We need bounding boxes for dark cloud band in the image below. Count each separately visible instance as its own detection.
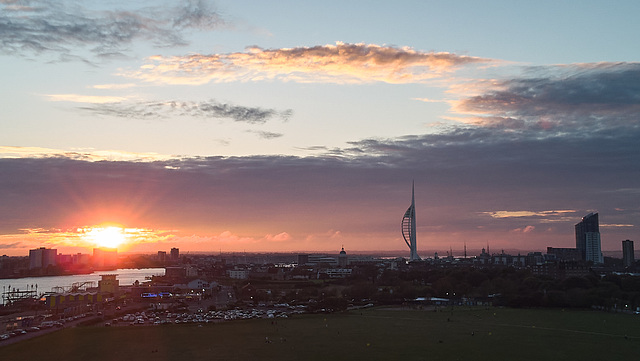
[455,62,640,134]
[77,99,292,124]
[0,0,223,61]
[1,120,638,246]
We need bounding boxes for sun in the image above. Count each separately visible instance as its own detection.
[84,226,128,249]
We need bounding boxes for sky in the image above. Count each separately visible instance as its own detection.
[1,0,639,257]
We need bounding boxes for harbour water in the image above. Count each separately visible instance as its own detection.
[0,268,165,296]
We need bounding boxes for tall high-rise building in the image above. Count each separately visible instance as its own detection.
[575,213,603,263]
[401,182,420,261]
[622,240,634,268]
[29,247,57,269]
[170,247,180,262]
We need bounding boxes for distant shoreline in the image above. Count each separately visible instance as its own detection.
[0,267,148,280]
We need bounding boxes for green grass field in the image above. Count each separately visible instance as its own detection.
[2,307,639,361]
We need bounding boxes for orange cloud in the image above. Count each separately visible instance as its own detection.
[264,232,292,242]
[412,97,447,103]
[511,225,536,233]
[0,146,176,162]
[92,83,137,90]
[125,42,490,85]
[43,94,128,103]
[483,210,576,218]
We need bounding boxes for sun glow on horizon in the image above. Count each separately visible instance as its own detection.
[0,225,176,255]
[82,226,128,249]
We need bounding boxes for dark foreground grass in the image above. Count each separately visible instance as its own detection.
[2,307,639,361]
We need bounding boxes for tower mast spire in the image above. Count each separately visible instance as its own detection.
[402,180,420,261]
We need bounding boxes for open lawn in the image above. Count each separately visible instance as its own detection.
[2,307,639,361]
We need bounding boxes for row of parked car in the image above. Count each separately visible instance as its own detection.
[1,312,93,342]
[106,306,300,327]
[0,325,45,341]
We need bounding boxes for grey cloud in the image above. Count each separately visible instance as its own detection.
[0,0,223,60]
[78,99,293,124]
[296,146,329,152]
[172,0,223,30]
[246,130,284,140]
[456,62,640,133]
[0,242,22,249]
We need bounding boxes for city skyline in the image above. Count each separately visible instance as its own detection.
[1,1,639,256]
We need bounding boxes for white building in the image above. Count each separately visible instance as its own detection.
[187,279,217,290]
[175,279,218,292]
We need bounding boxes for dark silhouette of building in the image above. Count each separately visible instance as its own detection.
[297,254,309,266]
[531,261,590,279]
[170,247,180,262]
[165,266,186,280]
[547,247,581,261]
[338,247,348,267]
[622,239,634,268]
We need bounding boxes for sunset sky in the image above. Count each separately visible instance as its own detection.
[1,0,639,257]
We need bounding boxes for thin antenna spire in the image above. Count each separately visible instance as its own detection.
[412,180,415,210]
[402,180,420,261]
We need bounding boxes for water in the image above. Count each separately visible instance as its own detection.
[0,268,165,295]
